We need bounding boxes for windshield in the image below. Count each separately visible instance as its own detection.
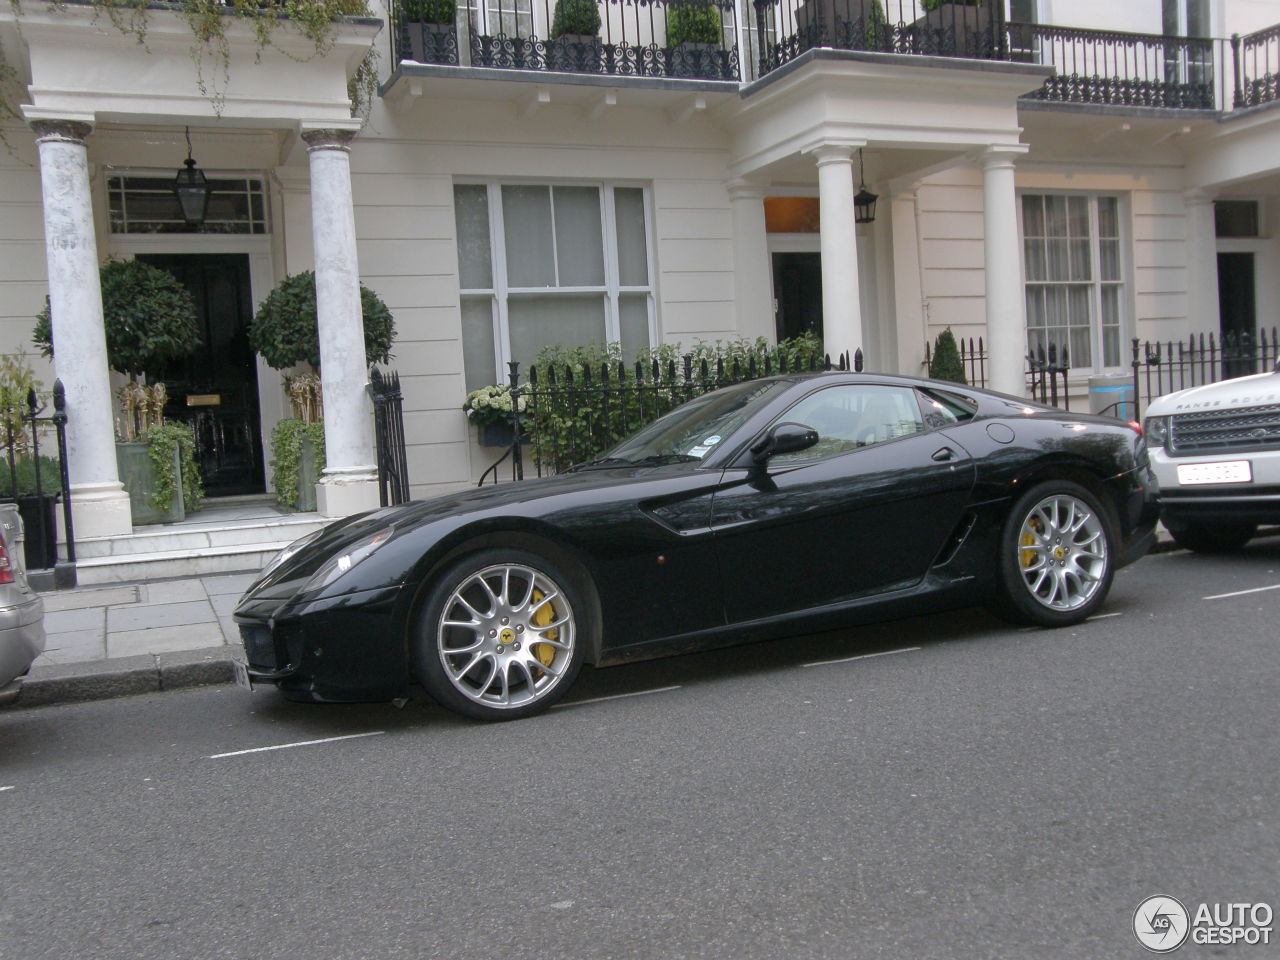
[595,379,790,466]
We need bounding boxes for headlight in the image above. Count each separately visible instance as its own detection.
[304,526,395,593]
[1144,416,1170,448]
[260,528,326,580]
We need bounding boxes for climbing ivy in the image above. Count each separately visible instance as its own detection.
[143,421,203,513]
[1,0,380,146]
[270,417,325,509]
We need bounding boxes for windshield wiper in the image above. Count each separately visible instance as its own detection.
[571,456,633,470]
[628,454,701,466]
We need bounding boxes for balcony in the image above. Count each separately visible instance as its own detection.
[393,0,742,82]
[390,0,1280,116]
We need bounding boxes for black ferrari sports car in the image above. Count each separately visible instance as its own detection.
[234,371,1157,720]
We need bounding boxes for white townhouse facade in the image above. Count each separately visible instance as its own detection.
[3,0,1280,545]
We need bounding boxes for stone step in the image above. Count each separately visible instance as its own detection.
[74,515,324,560]
[74,539,299,585]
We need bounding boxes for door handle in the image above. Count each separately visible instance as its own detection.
[932,447,956,462]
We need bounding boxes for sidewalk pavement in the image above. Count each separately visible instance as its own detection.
[7,526,1184,710]
[14,571,258,708]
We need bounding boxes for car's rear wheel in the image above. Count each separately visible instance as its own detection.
[992,481,1115,626]
[1164,517,1257,554]
[413,549,584,721]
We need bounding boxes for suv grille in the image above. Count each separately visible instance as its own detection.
[1170,403,1280,454]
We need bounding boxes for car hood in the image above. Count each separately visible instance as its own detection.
[246,461,713,597]
[1146,369,1280,417]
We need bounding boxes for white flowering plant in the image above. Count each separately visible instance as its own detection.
[462,384,528,428]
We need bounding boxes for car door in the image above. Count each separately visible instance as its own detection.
[709,383,977,623]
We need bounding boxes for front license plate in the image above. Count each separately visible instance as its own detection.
[232,658,254,691]
[1176,460,1253,485]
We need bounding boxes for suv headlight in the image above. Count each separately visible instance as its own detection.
[304,526,395,593]
[1144,415,1170,448]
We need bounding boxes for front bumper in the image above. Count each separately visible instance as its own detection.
[1150,446,1280,524]
[234,583,408,702]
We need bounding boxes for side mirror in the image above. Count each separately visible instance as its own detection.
[751,422,819,464]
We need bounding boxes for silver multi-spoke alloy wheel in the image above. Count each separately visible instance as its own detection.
[436,563,576,710]
[1015,493,1108,612]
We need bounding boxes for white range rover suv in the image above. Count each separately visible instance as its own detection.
[1144,367,1280,552]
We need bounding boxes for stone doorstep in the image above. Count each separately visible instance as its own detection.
[74,541,295,585]
[73,515,326,560]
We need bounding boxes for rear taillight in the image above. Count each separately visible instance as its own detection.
[1127,420,1143,435]
[0,538,15,585]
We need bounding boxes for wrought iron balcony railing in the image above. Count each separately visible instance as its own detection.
[394,0,741,81]
[392,0,1280,115]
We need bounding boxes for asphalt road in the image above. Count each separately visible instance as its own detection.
[2,543,1278,960]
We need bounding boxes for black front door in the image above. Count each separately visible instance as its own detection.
[1217,252,1257,379]
[772,252,823,343]
[138,253,265,497]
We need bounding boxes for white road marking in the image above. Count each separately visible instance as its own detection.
[0,786,13,792]
[554,685,682,709]
[1086,612,1123,620]
[208,731,385,759]
[1203,583,1280,601]
[802,647,921,668]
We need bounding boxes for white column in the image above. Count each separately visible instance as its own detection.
[811,144,863,366]
[890,183,926,377]
[27,113,133,538]
[726,178,774,342]
[1184,189,1220,339]
[302,125,380,519]
[981,146,1029,396]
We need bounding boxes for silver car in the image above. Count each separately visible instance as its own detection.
[0,503,45,705]
[1143,367,1280,552]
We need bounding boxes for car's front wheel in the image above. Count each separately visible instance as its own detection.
[414,549,585,721]
[1164,517,1257,554]
[992,481,1115,626]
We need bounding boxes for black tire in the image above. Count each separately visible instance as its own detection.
[990,480,1116,627]
[413,548,586,721]
[1164,517,1257,554]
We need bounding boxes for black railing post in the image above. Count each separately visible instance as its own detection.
[508,360,524,482]
[1231,33,1244,107]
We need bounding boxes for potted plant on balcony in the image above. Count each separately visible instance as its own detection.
[666,0,724,78]
[33,258,203,526]
[550,0,602,71]
[248,271,395,511]
[795,0,889,51]
[909,0,990,58]
[402,0,458,63]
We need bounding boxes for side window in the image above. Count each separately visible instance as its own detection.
[774,385,929,463]
[918,388,978,428]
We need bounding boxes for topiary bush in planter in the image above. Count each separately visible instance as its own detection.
[928,328,968,385]
[270,418,327,511]
[248,270,394,371]
[33,259,200,379]
[667,0,722,45]
[551,0,601,37]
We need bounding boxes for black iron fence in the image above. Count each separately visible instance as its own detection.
[0,381,75,586]
[480,347,855,483]
[395,0,741,81]
[1131,328,1280,416]
[370,367,411,507]
[1234,23,1280,108]
[921,337,1071,408]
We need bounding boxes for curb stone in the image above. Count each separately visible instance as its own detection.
[14,646,237,709]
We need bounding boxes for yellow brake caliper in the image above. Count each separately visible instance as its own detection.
[529,588,557,668]
[1020,517,1041,569]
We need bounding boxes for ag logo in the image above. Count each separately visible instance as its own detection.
[1134,895,1190,953]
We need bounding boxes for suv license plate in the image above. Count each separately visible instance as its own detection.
[232,658,254,691]
[1176,460,1252,485]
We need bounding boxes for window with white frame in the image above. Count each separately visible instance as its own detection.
[454,182,655,390]
[1021,194,1124,372]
